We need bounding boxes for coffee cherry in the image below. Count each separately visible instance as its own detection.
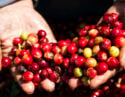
[32,43,40,49]
[72,37,78,42]
[63,58,70,68]
[78,28,88,36]
[79,25,89,34]
[38,59,49,68]
[31,49,42,59]
[29,63,39,72]
[70,54,79,64]
[58,40,68,47]
[114,36,125,47]
[2,57,11,68]
[78,38,87,48]
[83,48,92,58]
[107,57,119,69]
[54,54,63,64]
[103,13,118,23]
[85,58,97,67]
[20,50,29,57]
[44,51,54,60]
[88,38,94,47]
[41,43,52,53]
[65,39,71,44]
[16,49,21,57]
[97,51,108,62]
[94,36,104,44]
[14,57,21,65]
[74,67,83,77]
[10,47,17,56]
[88,29,99,38]
[113,21,123,29]
[67,44,77,54]
[90,25,96,29]
[61,45,67,55]
[46,67,53,74]
[52,45,61,54]
[100,26,110,37]
[87,68,97,79]
[75,56,86,67]
[111,28,122,37]
[40,37,48,44]
[122,30,125,37]
[27,33,38,45]
[100,38,111,50]
[49,71,58,82]
[21,32,29,40]
[13,37,23,46]
[92,45,100,55]
[33,73,41,83]
[23,71,34,82]
[109,46,119,57]
[22,54,33,65]
[40,69,49,79]
[96,62,108,75]
[37,29,46,38]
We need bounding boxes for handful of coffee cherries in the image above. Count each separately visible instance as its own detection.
[2,13,125,93]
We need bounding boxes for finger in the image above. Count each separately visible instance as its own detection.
[97,5,120,26]
[11,66,35,94]
[90,69,116,89]
[40,78,55,92]
[68,77,81,90]
[119,46,125,69]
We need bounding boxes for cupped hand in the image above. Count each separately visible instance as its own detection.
[89,1,125,88]
[0,0,56,94]
[68,1,125,89]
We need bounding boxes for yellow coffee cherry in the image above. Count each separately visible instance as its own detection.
[72,37,78,42]
[21,32,29,40]
[83,48,92,58]
[92,45,100,55]
[74,67,83,77]
[94,36,104,44]
[109,46,120,57]
[85,58,97,67]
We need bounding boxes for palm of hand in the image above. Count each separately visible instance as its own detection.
[0,2,56,94]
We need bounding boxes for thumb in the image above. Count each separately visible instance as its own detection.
[90,69,116,89]
[119,46,125,69]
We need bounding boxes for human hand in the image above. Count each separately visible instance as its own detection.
[90,1,125,88]
[68,1,125,89]
[0,0,56,94]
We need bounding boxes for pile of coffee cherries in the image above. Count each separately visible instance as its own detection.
[2,30,64,88]
[1,13,125,93]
